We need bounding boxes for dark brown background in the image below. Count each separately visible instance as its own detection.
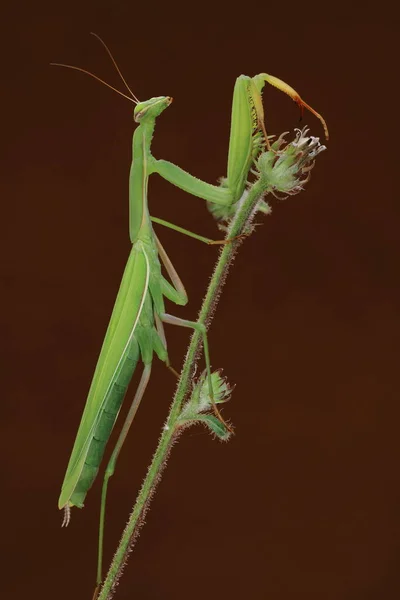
[2,2,399,599]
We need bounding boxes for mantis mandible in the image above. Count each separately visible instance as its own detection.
[53,33,328,591]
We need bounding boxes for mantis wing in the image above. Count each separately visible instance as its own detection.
[59,244,150,509]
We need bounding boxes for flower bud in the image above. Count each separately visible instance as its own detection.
[257,127,326,196]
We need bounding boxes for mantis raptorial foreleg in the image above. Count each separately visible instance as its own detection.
[152,73,328,222]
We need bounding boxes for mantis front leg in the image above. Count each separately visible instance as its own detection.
[150,75,260,211]
[151,73,328,222]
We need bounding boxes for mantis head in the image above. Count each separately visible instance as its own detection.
[134,96,173,123]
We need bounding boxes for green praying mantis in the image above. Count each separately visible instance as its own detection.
[53,33,328,590]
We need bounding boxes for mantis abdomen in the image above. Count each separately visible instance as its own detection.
[70,341,140,507]
[59,245,150,510]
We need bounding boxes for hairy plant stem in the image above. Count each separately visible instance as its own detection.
[98,179,266,600]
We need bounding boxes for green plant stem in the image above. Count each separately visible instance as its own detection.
[97,179,266,600]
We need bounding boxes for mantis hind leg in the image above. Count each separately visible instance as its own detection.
[159,313,232,433]
[154,233,187,305]
[96,363,152,590]
[153,314,179,379]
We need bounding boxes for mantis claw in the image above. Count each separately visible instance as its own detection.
[250,73,329,157]
[166,364,180,379]
[91,584,100,600]
[207,232,248,246]
[211,400,234,434]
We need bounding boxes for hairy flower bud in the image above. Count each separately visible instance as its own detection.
[256,127,326,196]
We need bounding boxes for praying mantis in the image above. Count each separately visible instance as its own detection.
[53,33,328,590]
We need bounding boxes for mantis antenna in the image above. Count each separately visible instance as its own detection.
[89,32,140,103]
[50,62,136,103]
[50,33,139,104]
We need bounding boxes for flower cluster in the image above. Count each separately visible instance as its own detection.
[256,126,326,197]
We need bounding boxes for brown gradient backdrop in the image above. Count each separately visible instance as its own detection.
[2,3,398,599]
